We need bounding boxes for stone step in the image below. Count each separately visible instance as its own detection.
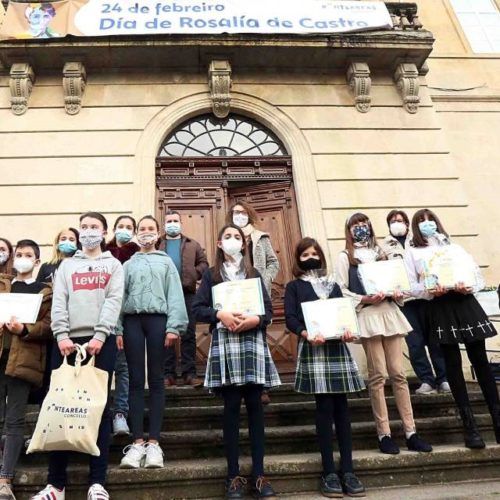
[12,444,500,499]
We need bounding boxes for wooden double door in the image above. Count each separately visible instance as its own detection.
[156,156,301,374]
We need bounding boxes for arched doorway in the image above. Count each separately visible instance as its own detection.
[155,113,302,374]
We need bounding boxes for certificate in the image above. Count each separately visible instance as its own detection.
[301,297,360,340]
[0,293,43,324]
[422,245,477,290]
[475,290,500,317]
[212,278,265,316]
[358,259,411,295]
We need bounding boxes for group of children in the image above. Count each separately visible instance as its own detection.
[0,207,497,500]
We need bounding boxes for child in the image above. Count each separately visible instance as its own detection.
[36,228,80,284]
[32,212,124,500]
[284,237,365,498]
[0,238,13,276]
[192,224,280,500]
[119,215,188,469]
[106,215,139,437]
[405,208,499,449]
[336,213,432,455]
[0,240,52,500]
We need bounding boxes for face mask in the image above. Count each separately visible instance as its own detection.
[390,222,407,238]
[58,241,77,255]
[233,213,249,228]
[221,237,243,256]
[14,257,35,274]
[0,251,8,265]
[137,233,158,248]
[115,230,133,244]
[299,257,322,271]
[165,222,181,237]
[79,229,104,249]
[418,220,437,238]
[352,225,371,243]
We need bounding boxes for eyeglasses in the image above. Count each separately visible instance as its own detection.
[233,210,248,216]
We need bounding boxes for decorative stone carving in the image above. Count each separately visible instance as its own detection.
[208,60,232,119]
[63,62,86,115]
[346,62,371,113]
[386,2,423,30]
[9,63,35,115]
[394,62,420,114]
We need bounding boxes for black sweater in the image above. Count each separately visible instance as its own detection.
[284,278,343,336]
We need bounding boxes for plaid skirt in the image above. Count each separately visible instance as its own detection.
[204,327,281,390]
[295,338,365,394]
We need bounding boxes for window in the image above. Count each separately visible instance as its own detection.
[159,114,287,157]
[450,0,500,53]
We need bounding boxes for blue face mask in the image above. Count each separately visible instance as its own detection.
[352,225,371,243]
[58,241,77,255]
[165,222,181,237]
[115,230,133,244]
[418,220,437,238]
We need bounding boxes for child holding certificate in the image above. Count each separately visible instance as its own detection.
[193,224,280,500]
[405,208,499,449]
[0,239,52,500]
[284,237,365,498]
[337,213,432,456]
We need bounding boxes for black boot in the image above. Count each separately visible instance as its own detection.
[458,406,485,449]
[488,404,500,444]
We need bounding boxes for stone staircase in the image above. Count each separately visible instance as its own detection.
[12,383,500,499]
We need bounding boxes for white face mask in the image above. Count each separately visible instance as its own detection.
[14,257,35,274]
[233,213,249,228]
[137,232,158,248]
[0,251,8,265]
[80,229,104,249]
[221,237,243,257]
[390,221,408,237]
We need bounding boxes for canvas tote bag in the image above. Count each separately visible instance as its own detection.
[27,343,109,456]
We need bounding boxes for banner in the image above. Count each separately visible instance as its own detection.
[0,0,392,39]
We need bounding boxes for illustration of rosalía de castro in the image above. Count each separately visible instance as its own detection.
[24,3,60,38]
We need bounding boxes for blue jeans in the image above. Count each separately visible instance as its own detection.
[401,300,447,387]
[111,349,129,417]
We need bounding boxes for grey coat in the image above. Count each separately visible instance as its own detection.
[249,229,280,294]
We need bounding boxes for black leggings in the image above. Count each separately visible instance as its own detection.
[221,385,264,478]
[440,340,499,410]
[315,393,353,476]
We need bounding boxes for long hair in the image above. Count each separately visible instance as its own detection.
[137,215,161,249]
[411,208,449,248]
[0,237,14,274]
[212,224,256,284]
[49,228,80,265]
[225,200,259,227]
[344,212,381,266]
[107,215,137,247]
[79,211,108,251]
[292,237,327,277]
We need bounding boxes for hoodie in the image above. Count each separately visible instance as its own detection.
[51,250,124,343]
[118,251,188,336]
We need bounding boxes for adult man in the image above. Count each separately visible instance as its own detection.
[161,210,208,387]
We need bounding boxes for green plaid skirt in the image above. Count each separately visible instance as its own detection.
[295,338,365,394]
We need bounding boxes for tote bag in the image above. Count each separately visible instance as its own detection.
[27,343,109,456]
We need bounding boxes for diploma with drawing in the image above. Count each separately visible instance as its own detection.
[212,277,265,316]
[301,297,360,340]
[0,293,43,324]
[358,259,411,295]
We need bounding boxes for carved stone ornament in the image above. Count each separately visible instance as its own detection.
[9,63,35,115]
[346,62,371,113]
[63,62,87,115]
[208,60,232,119]
[394,62,420,114]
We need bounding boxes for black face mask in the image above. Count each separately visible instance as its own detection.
[299,257,322,271]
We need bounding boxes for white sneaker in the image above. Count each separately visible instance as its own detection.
[87,484,109,500]
[439,381,451,393]
[31,484,65,500]
[0,483,16,500]
[113,413,130,436]
[120,442,147,469]
[415,383,437,395]
[144,442,164,469]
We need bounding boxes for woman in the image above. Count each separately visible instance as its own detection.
[36,228,80,284]
[405,208,499,449]
[0,238,13,275]
[285,237,365,498]
[193,224,280,499]
[336,213,432,455]
[119,216,188,470]
[106,215,139,264]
